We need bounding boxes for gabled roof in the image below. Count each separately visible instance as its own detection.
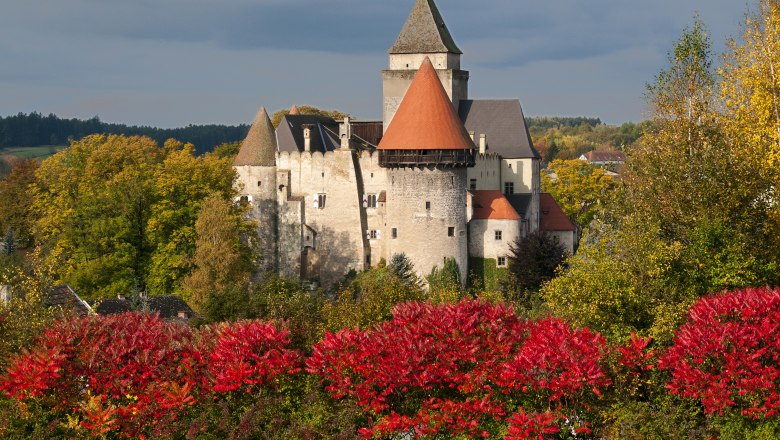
[506,194,533,219]
[459,100,540,159]
[147,295,196,320]
[379,58,475,151]
[234,106,277,166]
[389,0,462,55]
[276,115,340,153]
[540,193,576,232]
[95,298,132,316]
[582,150,625,163]
[471,190,521,220]
[45,284,93,316]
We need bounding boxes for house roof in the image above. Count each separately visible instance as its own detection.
[389,0,462,55]
[378,57,475,151]
[583,150,625,162]
[459,100,540,159]
[506,194,533,219]
[289,105,301,115]
[540,193,576,232]
[234,106,277,166]
[471,190,521,220]
[147,295,196,320]
[95,298,132,316]
[276,115,340,153]
[45,284,93,316]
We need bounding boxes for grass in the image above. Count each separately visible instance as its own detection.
[1,145,66,159]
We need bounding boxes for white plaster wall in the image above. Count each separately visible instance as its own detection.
[388,53,460,70]
[467,154,502,191]
[468,219,521,260]
[549,230,575,256]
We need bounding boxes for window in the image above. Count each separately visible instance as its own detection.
[391,228,397,239]
[257,181,262,187]
[366,194,377,208]
[367,229,380,240]
[497,257,507,267]
[504,182,514,195]
[495,230,502,240]
[425,201,431,210]
[447,227,455,237]
[317,193,326,209]
[469,179,477,190]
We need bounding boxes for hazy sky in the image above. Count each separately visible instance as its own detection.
[0,0,751,127]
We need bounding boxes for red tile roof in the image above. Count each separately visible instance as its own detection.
[471,190,521,220]
[289,105,301,115]
[378,57,475,151]
[540,193,576,231]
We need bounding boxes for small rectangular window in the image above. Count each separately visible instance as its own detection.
[504,182,514,195]
[425,201,431,210]
[317,194,326,209]
[367,230,379,239]
[447,227,455,237]
[469,179,477,190]
[366,194,377,208]
[391,228,397,239]
[497,257,507,267]
[495,230,502,240]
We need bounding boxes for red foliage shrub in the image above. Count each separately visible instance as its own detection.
[505,409,560,440]
[204,320,302,392]
[0,312,302,438]
[308,300,608,438]
[660,287,780,418]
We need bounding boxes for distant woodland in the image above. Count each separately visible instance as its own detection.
[0,112,645,161]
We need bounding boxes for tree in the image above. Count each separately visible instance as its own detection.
[425,257,463,303]
[504,231,567,302]
[387,253,421,289]
[541,159,617,231]
[181,193,253,320]
[0,158,39,248]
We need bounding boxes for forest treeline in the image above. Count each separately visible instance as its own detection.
[0,111,644,161]
[0,112,249,155]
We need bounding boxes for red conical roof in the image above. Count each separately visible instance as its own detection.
[379,57,475,151]
[289,105,301,115]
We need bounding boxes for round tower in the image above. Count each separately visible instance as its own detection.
[379,57,475,284]
[234,106,279,275]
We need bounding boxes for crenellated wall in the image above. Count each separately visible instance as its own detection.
[467,153,502,191]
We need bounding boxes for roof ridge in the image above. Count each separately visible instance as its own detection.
[389,0,462,55]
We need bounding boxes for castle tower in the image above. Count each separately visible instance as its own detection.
[379,57,475,283]
[382,0,469,131]
[234,106,278,274]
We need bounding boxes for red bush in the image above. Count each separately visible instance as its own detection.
[661,287,780,418]
[308,300,608,438]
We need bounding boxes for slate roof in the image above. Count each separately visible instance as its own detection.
[540,193,576,232]
[389,0,462,55]
[506,194,533,219]
[234,106,277,166]
[95,298,132,315]
[276,115,340,153]
[471,190,521,220]
[45,284,93,316]
[459,100,541,159]
[379,58,475,151]
[147,295,196,320]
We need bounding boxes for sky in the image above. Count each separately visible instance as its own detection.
[0,0,751,127]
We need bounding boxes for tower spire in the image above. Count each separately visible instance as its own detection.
[234,106,277,166]
[389,0,462,55]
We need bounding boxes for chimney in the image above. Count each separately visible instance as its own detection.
[479,133,487,155]
[303,127,311,152]
[339,116,351,149]
[469,131,475,142]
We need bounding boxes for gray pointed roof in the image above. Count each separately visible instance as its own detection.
[459,99,541,159]
[389,0,462,55]
[234,106,277,166]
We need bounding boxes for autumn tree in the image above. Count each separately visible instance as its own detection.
[181,193,253,320]
[541,159,617,231]
[0,158,39,248]
[503,231,567,303]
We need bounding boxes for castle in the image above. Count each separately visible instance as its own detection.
[233,0,575,287]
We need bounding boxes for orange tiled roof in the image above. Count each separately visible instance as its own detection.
[540,193,576,231]
[471,190,521,220]
[378,57,475,151]
[289,105,301,115]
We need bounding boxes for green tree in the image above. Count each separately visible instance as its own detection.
[425,257,463,304]
[181,193,253,320]
[503,231,567,304]
[387,253,421,289]
[0,158,39,248]
[541,159,617,231]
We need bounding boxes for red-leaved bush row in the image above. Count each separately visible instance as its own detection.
[1,288,780,438]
